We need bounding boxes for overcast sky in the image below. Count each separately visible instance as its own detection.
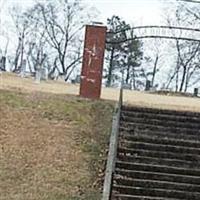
[1,0,164,26]
[84,0,163,25]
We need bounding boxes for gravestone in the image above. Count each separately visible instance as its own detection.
[0,56,6,71]
[20,59,26,77]
[194,88,198,97]
[145,80,151,91]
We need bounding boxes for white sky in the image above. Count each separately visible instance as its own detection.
[1,0,164,26]
[84,0,163,25]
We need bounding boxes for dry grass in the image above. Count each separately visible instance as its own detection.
[0,89,114,200]
[1,72,200,112]
[1,72,200,199]
[0,72,79,95]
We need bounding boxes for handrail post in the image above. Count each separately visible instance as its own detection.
[102,88,123,200]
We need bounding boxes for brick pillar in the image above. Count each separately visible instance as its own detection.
[80,25,107,99]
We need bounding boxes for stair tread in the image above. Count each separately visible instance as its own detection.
[121,116,200,129]
[117,154,196,169]
[120,121,200,134]
[115,168,200,184]
[122,106,200,117]
[116,161,200,176]
[113,185,200,199]
[118,147,200,161]
[114,177,200,190]
[119,134,200,148]
[119,126,200,141]
[119,141,200,155]
[113,193,180,200]
[122,110,200,122]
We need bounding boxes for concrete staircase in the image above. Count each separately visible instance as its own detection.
[111,106,200,200]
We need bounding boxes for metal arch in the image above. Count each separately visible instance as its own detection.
[106,35,200,44]
[177,0,200,3]
[106,25,200,35]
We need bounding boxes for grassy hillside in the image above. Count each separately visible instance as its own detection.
[0,89,114,200]
[2,72,200,112]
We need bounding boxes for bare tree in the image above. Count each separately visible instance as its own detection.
[10,6,30,72]
[0,0,9,70]
[6,0,96,81]
[139,39,164,90]
[163,2,200,92]
[0,0,6,23]
[36,0,93,81]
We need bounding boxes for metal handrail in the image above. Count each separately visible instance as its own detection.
[102,88,123,200]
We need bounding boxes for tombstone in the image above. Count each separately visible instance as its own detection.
[71,79,76,84]
[41,68,48,81]
[194,88,198,97]
[0,56,6,71]
[161,83,166,90]
[20,59,26,77]
[0,57,2,71]
[0,51,2,70]
[35,68,41,83]
[123,83,132,90]
[75,75,81,84]
[71,75,80,84]
[145,80,151,91]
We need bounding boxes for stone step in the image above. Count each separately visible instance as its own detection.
[117,154,196,169]
[113,177,200,193]
[112,194,180,200]
[119,127,200,141]
[120,122,200,137]
[118,147,200,162]
[122,106,200,118]
[119,134,200,149]
[121,115,200,130]
[121,110,200,124]
[119,140,200,155]
[112,185,200,200]
[115,169,200,185]
[116,161,200,177]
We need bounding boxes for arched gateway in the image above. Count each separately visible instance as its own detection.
[80,24,200,99]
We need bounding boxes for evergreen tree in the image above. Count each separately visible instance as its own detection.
[105,15,143,88]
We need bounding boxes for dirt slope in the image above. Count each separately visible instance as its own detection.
[0,89,114,200]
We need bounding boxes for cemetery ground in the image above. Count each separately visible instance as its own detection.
[0,88,114,200]
[2,72,200,200]
[2,72,200,112]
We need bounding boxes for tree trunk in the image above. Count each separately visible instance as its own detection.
[184,67,191,92]
[151,55,159,87]
[125,64,130,84]
[131,67,136,90]
[179,66,187,92]
[175,62,179,92]
[19,32,25,73]
[13,40,21,72]
[106,47,115,87]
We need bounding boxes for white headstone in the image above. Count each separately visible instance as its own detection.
[20,59,26,77]
[35,69,41,84]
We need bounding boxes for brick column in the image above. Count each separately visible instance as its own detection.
[80,25,107,99]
